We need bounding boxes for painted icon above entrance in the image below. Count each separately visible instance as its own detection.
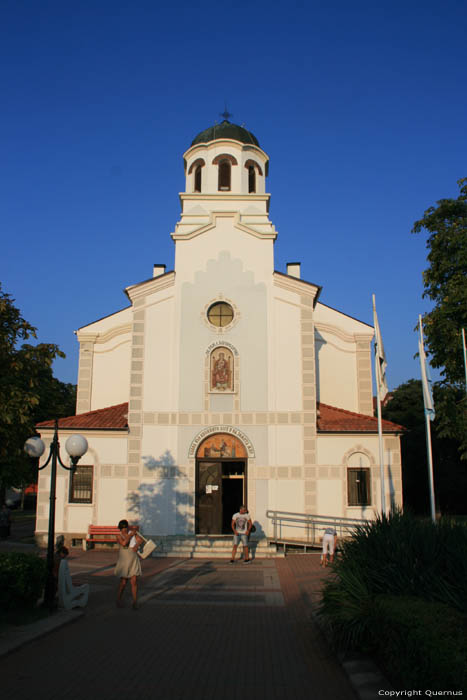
[196,433,247,459]
[210,346,234,392]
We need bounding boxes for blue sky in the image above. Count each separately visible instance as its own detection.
[1,0,466,392]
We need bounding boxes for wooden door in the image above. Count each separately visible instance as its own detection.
[196,461,223,534]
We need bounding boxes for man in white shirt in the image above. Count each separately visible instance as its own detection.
[230,505,253,564]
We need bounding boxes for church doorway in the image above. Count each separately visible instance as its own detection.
[195,434,248,535]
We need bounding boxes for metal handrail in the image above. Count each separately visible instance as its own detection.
[266,509,370,547]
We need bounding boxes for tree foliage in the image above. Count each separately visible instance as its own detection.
[383,380,467,514]
[0,283,76,494]
[412,177,467,454]
[412,177,467,386]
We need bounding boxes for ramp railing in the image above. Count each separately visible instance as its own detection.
[266,509,370,550]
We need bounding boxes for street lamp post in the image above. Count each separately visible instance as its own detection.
[24,420,88,611]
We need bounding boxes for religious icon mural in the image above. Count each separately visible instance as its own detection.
[196,433,247,459]
[210,347,234,392]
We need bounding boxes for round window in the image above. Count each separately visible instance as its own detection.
[207,302,234,328]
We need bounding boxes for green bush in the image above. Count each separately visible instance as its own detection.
[0,552,46,609]
[370,596,467,692]
[319,510,467,679]
[325,510,467,614]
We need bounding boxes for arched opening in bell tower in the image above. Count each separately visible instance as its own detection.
[218,160,231,191]
[248,165,256,193]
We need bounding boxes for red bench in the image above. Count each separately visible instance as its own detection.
[84,525,139,550]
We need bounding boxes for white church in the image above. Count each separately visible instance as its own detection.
[36,118,403,553]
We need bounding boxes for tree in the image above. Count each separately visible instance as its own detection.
[412,177,467,455]
[0,283,75,499]
[383,380,467,515]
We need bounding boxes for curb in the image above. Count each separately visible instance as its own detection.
[0,609,84,658]
[310,609,394,699]
[339,652,395,699]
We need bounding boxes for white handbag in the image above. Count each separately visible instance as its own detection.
[137,532,157,559]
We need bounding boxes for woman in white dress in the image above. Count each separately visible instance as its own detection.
[57,547,89,610]
[115,519,143,609]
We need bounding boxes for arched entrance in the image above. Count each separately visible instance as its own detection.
[195,433,248,534]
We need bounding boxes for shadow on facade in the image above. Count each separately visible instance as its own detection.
[127,450,192,537]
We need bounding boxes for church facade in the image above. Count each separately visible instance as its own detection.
[36,119,403,547]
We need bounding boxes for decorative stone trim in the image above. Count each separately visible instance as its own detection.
[301,304,317,513]
[188,426,255,458]
[355,334,373,416]
[201,295,240,334]
[76,340,95,414]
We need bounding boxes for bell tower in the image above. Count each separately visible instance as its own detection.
[182,119,269,198]
[172,118,276,249]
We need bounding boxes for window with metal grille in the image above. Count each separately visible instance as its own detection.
[347,468,371,506]
[69,465,93,504]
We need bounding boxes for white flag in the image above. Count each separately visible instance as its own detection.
[373,296,388,400]
[419,316,435,421]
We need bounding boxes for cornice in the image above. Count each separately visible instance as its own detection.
[179,193,270,203]
[183,140,268,161]
[315,322,373,344]
[273,272,320,301]
[125,271,176,302]
[172,210,277,241]
[77,323,132,346]
[37,428,129,438]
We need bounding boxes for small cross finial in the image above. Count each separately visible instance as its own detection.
[220,104,233,122]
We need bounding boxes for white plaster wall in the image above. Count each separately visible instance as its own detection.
[78,306,132,334]
[86,436,128,464]
[175,218,274,285]
[317,479,343,517]
[317,435,378,465]
[67,505,94,532]
[135,478,190,535]
[97,479,128,525]
[254,479,269,538]
[268,425,303,466]
[315,335,358,411]
[141,426,179,466]
[91,339,131,410]
[143,296,175,412]
[314,302,372,336]
[272,298,302,411]
[268,479,304,538]
[176,244,270,412]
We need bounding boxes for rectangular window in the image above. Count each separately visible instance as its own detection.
[69,465,93,504]
[347,468,371,506]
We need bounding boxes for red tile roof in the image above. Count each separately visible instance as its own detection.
[317,402,404,433]
[36,403,128,430]
[36,401,403,434]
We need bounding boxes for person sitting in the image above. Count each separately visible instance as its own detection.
[57,546,89,610]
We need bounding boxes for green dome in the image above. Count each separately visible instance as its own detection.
[191,120,260,147]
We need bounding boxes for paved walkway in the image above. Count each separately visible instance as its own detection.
[0,547,365,700]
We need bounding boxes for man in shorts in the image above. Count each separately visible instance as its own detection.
[321,526,337,567]
[230,505,252,564]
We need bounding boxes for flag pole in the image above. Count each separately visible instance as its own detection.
[462,328,467,393]
[419,315,436,523]
[373,295,386,515]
